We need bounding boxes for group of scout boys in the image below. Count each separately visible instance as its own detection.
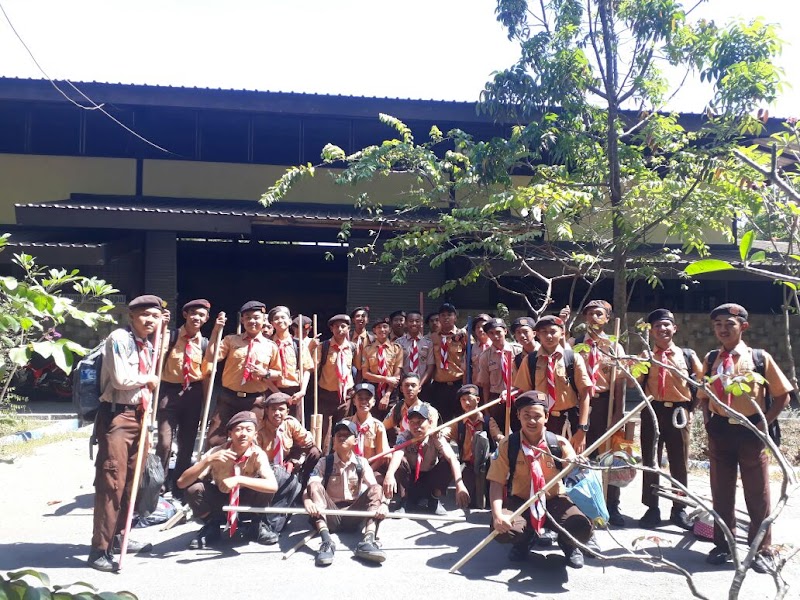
[88,295,793,577]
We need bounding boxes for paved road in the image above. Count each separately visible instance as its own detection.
[0,434,797,600]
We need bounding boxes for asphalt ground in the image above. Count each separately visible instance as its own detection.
[0,433,798,600]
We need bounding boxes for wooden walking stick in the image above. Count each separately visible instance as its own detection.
[368,395,505,464]
[297,313,306,427]
[602,317,621,496]
[118,324,164,570]
[312,315,322,448]
[504,349,513,437]
[225,506,467,522]
[465,316,473,384]
[196,314,225,457]
[282,530,318,560]
[449,398,649,574]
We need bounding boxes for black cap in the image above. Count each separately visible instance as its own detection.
[534,315,565,330]
[350,306,370,317]
[407,404,431,420]
[265,392,291,406]
[240,300,266,314]
[511,316,536,333]
[438,302,457,315]
[514,390,551,413]
[473,313,493,332]
[292,315,312,327]
[267,305,291,322]
[482,318,506,333]
[129,295,164,311]
[582,300,612,315]
[182,298,210,312]
[389,310,407,320]
[353,382,376,397]
[328,314,351,327]
[227,410,258,430]
[710,303,748,321]
[333,420,358,437]
[372,316,391,330]
[457,384,479,398]
[646,308,675,324]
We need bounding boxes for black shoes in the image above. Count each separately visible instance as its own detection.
[565,547,585,569]
[534,528,557,547]
[670,508,693,530]
[188,520,222,550]
[315,540,336,567]
[354,535,386,564]
[508,542,530,562]
[639,507,662,529]
[87,548,115,572]
[706,546,732,565]
[254,521,279,545]
[112,534,153,554]
[751,551,775,574]
[608,506,626,527]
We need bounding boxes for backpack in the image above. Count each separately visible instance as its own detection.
[704,348,780,444]
[391,399,435,427]
[506,430,562,496]
[166,329,209,357]
[322,453,365,488]
[526,347,579,397]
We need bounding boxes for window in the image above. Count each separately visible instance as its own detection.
[253,114,300,165]
[200,111,249,163]
[29,104,80,155]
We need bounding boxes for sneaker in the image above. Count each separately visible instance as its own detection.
[751,551,775,574]
[87,548,115,572]
[315,540,336,567]
[670,508,693,531]
[188,520,222,550]
[428,496,447,516]
[534,528,557,547]
[608,506,626,527]
[639,507,662,529]
[508,542,529,562]
[112,534,153,554]
[706,546,732,565]
[565,547,585,569]
[355,537,386,564]
[255,522,279,546]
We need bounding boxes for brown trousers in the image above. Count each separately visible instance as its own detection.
[640,401,690,509]
[427,379,462,422]
[91,404,141,551]
[206,388,266,449]
[316,388,349,449]
[394,456,453,502]
[587,392,620,510]
[156,381,203,485]
[306,482,383,532]
[547,406,580,439]
[278,385,302,423]
[494,494,593,551]
[185,480,272,520]
[707,415,772,550]
[486,391,520,436]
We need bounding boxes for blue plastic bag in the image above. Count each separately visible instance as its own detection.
[564,467,609,527]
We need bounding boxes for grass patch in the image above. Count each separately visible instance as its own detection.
[0,429,91,461]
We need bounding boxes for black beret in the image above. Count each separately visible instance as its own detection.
[267,305,291,322]
[350,306,370,317]
[292,315,312,327]
[333,420,358,437]
[514,390,551,413]
[646,308,675,324]
[328,314,351,327]
[710,303,748,321]
[265,392,291,406]
[182,298,210,312]
[457,384,479,398]
[407,404,431,420]
[582,300,613,315]
[240,300,266,314]
[227,410,258,430]
[389,310,407,320]
[372,316,391,330]
[511,316,536,333]
[534,315,565,330]
[438,303,458,315]
[129,295,164,311]
[483,318,507,333]
[353,382,376,397]
[472,313,492,332]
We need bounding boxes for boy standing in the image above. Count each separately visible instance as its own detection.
[361,317,403,418]
[427,303,468,421]
[317,314,356,443]
[350,382,391,480]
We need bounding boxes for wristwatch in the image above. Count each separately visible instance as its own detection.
[579,423,589,432]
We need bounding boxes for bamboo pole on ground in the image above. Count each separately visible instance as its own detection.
[224,506,466,522]
[196,317,224,456]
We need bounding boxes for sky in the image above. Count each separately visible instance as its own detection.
[0,0,798,117]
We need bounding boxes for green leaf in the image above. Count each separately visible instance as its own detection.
[9,346,31,366]
[749,250,766,263]
[31,341,53,360]
[684,259,735,276]
[7,569,50,587]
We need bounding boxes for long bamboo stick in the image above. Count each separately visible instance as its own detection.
[312,315,322,448]
[602,317,621,496]
[223,506,465,522]
[297,313,305,427]
[448,397,648,574]
[196,317,225,456]
[282,530,318,560]
[504,349,512,437]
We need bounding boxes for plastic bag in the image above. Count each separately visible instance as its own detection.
[134,496,177,528]
[136,453,165,518]
[564,467,609,527]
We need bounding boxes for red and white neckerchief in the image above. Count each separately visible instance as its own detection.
[181,334,193,391]
[586,338,599,396]
[409,336,420,374]
[333,342,351,403]
[520,438,548,533]
[377,344,388,398]
[353,418,371,456]
[271,424,285,466]
[277,338,292,381]
[135,339,153,409]
[463,417,482,462]
[500,349,512,389]
[240,335,259,386]
[439,335,450,371]
[657,347,674,400]
[401,405,410,433]
[714,350,735,405]
[227,446,252,537]
[546,351,561,408]
[415,440,427,481]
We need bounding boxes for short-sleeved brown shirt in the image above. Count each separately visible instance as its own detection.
[487,433,571,499]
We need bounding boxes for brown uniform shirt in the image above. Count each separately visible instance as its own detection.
[351,330,374,371]
[161,326,207,385]
[352,414,390,461]
[361,340,403,384]
[397,430,448,473]
[257,416,315,463]
[307,452,378,503]
[273,335,314,388]
[215,333,280,393]
[317,339,355,394]
[396,334,434,377]
[428,329,467,382]
[470,342,492,380]
[383,400,441,432]
[697,342,793,417]
[477,343,521,394]
[570,334,624,395]
[640,343,703,403]
[513,349,592,412]
[445,415,485,463]
[197,442,273,488]
[487,433,572,499]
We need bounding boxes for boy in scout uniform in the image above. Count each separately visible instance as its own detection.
[383,404,470,515]
[383,373,440,444]
[269,305,314,421]
[350,306,374,380]
[476,318,521,435]
[568,300,627,526]
[350,382,391,480]
[638,308,703,530]
[425,312,441,338]
[513,315,592,453]
[397,310,434,385]
[427,302,468,422]
[156,298,211,496]
[389,309,407,341]
[699,303,793,573]
[317,314,356,444]
[256,392,321,540]
[177,411,279,549]
[204,301,282,448]
[468,313,493,389]
[511,316,539,369]
[361,316,403,418]
[488,391,593,568]
[303,420,389,566]
[87,295,166,572]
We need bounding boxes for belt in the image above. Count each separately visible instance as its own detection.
[101,402,138,415]
[221,387,264,399]
[434,380,459,386]
[550,406,577,418]
[711,412,761,426]
[656,401,688,409]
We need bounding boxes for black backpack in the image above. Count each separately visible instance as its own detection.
[322,453,365,488]
[506,430,563,495]
[704,348,780,444]
[526,347,579,397]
